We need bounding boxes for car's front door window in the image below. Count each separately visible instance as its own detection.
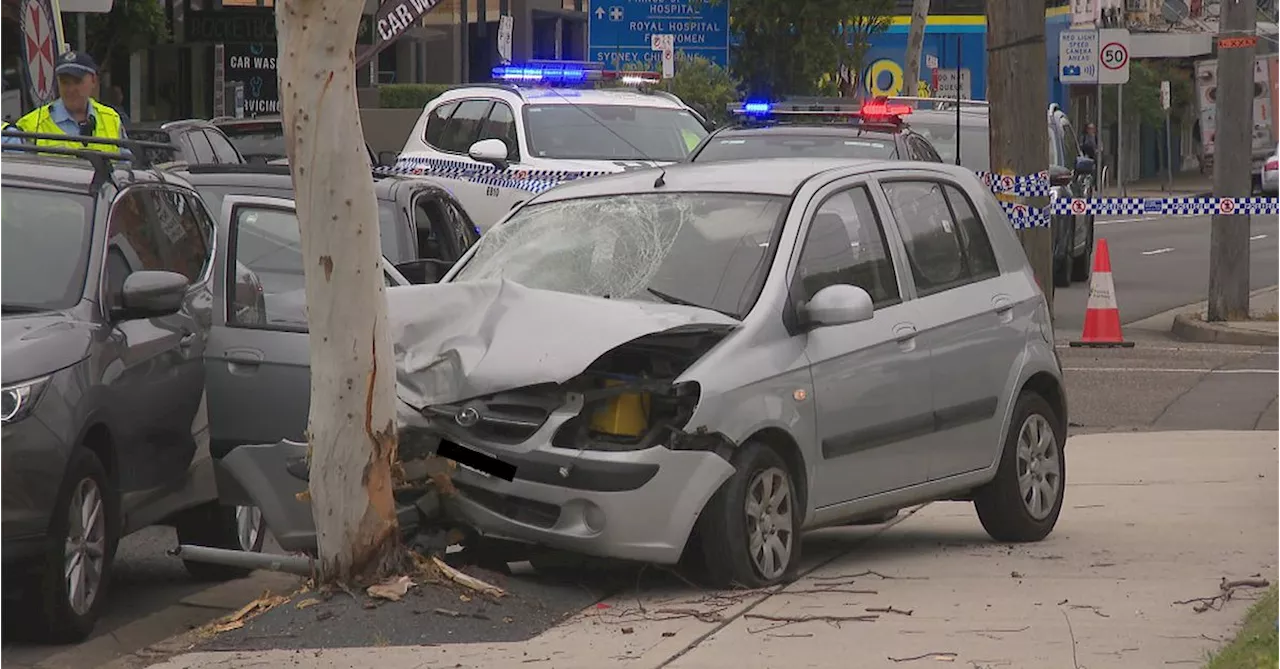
[795,185,901,309]
[104,189,173,311]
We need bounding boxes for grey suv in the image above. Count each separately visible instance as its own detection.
[1,138,256,643]
[382,157,1070,588]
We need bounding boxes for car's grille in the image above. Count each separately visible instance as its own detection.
[424,388,562,444]
[454,481,561,529]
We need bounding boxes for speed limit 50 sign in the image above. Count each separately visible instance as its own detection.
[1098,28,1130,85]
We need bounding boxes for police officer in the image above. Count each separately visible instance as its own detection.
[2,51,129,155]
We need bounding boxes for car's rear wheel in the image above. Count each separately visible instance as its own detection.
[695,441,802,589]
[973,392,1065,542]
[19,447,117,644]
[175,502,266,581]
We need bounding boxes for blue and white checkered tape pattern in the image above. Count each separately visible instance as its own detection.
[379,155,613,195]
[999,201,1051,230]
[1048,196,1280,216]
[975,170,1051,197]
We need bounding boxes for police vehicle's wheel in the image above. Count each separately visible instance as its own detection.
[175,502,265,581]
[973,392,1065,543]
[696,441,802,589]
[20,447,118,643]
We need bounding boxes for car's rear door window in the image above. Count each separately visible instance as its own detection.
[882,180,998,295]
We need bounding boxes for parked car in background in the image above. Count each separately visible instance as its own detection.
[908,102,1096,287]
[163,163,480,278]
[1,140,259,643]
[1263,152,1278,195]
[125,119,246,166]
[211,115,383,167]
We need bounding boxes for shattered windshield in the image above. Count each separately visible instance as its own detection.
[450,192,788,319]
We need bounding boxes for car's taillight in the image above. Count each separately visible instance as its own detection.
[1266,159,1278,170]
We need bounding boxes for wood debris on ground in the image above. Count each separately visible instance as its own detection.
[431,555,506,598]
[200,591,290,635]
[367,575,417,601]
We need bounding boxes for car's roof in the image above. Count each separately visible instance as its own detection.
[212,116,282,126]
[2,152,188,193]
[708,124,905,140]
[438,84,687,109]
[530,157,971,202]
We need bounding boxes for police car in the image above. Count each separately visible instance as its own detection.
[389,61,711,232]
[687,97,945,164]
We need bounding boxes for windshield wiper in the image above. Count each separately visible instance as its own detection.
[644,288,739,320]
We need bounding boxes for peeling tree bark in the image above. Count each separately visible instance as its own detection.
[276,0,401,583]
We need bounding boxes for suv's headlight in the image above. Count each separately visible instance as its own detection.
[2,377,50,424]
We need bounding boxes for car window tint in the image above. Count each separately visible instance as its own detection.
[205,129,243,163]
[424,101,459,148]
[796,186,900,308]
[1059,119,1081,164]
[436,100,492,154]
[412,194,447,260]
[228,206,307,331]
[911,135,941,162]
[104,190,168,310]
[145,189,212,282]
[444,198,480,254]
[942,184,999,279]
[477,101,520,161]
[185,130,216,163]
[881,180,968,294]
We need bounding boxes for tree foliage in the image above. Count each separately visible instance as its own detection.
[1100,58,1195,128]
[699,0,893,98]
[78,0,169,74]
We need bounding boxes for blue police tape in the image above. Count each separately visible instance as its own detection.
[975,170,1051,197]
[378,155,613,195]
[1049,196,1280,216]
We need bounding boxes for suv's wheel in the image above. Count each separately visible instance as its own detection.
[175,502,266,581]
[1070,225,1093,282]
[695,441,802,589]
[973,392,1065,542]
[20,447,118,643]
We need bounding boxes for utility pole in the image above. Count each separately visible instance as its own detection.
[1207,0,1257,321]
[904,0,930,98]
[987,0,1054,307]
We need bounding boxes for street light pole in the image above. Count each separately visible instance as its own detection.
[1207,0,1257,321]
[987,0,1054,307]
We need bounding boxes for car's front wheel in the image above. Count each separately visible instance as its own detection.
[695,441,802,589]
[19,447,118,643]
[973,392,1066,542]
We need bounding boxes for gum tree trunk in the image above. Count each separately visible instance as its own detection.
[275,0,401,583]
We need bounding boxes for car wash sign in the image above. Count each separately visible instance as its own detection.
[356,0,445,68]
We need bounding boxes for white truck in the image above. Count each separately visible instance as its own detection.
[1194,53,1278,189]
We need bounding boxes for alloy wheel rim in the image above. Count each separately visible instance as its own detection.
[236,505,263,552]
[64,477,106,616]
[1016,414,1061,520]
[744,467,793,580]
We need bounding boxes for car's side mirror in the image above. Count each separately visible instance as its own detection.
[468,138,510,170]
[1074,155,1096,176]
[378,150,399,167]
[1048,164,1073,187]
[114,270,190,320]
[394,258,454,284]
[799,284,874,329]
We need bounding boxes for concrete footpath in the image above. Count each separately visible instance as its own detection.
[1172,286,1279,347]
[145,431,1278,669]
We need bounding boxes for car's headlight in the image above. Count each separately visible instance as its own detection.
[2,377,50,424]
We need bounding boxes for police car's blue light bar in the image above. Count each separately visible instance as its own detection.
[728,97,913,121]
[491,60,662,86]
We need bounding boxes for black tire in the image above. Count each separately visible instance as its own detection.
[973,392,1066,543]
[175,502,265,581]
[1070,224,1093,282]
[18,447,118,644]
[694,441,803,589]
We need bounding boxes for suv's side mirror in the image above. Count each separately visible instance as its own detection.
[114,271,189,320]
[378,150,399,167]
[394,258,454,284]
[1074,155,1096,176]
[799,284,874,328]
[1048,164,1073,186]
[468,139,510,170]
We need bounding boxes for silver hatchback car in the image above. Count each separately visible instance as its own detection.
[392,157,1068,588]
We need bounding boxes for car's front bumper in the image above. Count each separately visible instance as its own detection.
[2,415,71,564]
[423,400,736,565]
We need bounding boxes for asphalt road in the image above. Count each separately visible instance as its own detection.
[4,213,1277,669]
[1052,213,1278,335]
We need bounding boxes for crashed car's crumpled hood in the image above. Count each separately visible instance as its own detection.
[388,279,739,411]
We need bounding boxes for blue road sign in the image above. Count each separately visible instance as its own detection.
[588,0,730,70]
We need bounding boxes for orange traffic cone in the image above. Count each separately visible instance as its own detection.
[1069,238,1135,348]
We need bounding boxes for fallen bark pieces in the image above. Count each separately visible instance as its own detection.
[432,556,507,598]
[367,575,416,601]
[202,591,290,635]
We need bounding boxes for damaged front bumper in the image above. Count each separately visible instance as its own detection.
[409,388,733,565]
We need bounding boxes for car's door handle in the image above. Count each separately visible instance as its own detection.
[893,323,918,342]
[225,348,264,375]
[992,295,1014,323]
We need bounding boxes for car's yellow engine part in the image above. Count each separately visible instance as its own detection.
[590,379,651,438]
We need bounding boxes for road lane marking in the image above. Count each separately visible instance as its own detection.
[1251,234,1268,241]
[1096,216,1161,226]
[1063,367,1278,374]
[1141,247,1175,256]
